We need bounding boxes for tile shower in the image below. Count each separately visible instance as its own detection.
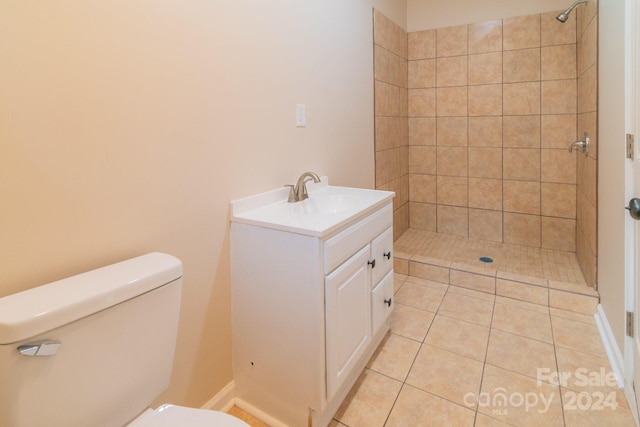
[374,5,598,291]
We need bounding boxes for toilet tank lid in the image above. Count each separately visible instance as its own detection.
[0,252,182,345]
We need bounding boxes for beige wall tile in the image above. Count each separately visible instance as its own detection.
[408,29,435,60]
[578,17,598,75]
[468,20,503,54]
[437,146,468,176]
[374,9,407,59]
[468,84,502,116]
[409,117,436,146]
[503,148,541,181]
[541,79,577,114]
[542,217,576,251]
[408,59,435,88]
[468,52,502,85]
[503,115,540,148]
[375,81,402,116]
[375,45,406,87]
[578,65,597,114]
[503,180,541,214]
[503,14,541,50]
[541,44,576,80]
[577,112,597,159]
[469,178,502,210]
[409,202,437,231]
[376,149,391,186]
[408,88,436,117]
[436,86,467,116]
[437,205,469,236]
[469,147,502,179]
[409,146,436,174]
[436,25,468,57]
[436,56,468,87]
[437,175,467,206]
[469,116,502,147]
[541,182,576,218]
[503,48,540,83]
[504,212,541,247]
[469,208,503,242]
[503,82,541,115]
[541,10,576,46]
[541,148,576,183]
[376,116,407,151]
[437,117,467,146]
[541,114,577,149]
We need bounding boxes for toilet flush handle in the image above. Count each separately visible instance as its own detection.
[18,341,61,356]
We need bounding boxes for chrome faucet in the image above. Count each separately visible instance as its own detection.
[285,172,321,203]
[569,132,590,155]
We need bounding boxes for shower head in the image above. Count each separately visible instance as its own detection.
[556,0,589,23]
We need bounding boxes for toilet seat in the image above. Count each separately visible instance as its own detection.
[129,404,250,427]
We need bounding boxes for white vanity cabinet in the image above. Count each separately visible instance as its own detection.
[323,206,394,402]
[230,182,394,427]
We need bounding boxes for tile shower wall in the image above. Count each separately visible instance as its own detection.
[373,8,598,288]
[576,1,598,288]
[406,12,579,251]
[373,9,409,238]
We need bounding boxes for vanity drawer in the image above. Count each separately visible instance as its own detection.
[370,227,393,287]
[371,270,394,336]
[323,203,392,274]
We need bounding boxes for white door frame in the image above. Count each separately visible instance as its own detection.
[625,0,640,422]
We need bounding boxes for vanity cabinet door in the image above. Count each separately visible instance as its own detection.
[324,245,372,401]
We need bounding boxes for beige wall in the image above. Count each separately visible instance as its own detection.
[0,0,399,408]
[598,0,627,352]
[407,0,572,31]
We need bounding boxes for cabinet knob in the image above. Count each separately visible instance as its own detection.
[384,298,392,307]
[383,251,391,260]
[368,259,376,268]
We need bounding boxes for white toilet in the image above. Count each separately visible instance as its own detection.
[0,252,249,427]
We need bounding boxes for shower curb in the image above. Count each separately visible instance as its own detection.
[394,254,599,316]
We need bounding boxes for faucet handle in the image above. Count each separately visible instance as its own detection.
[284,185,296,203]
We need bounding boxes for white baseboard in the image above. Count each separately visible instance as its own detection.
[201,381,237,412]
[234,399,290,427]
[595,304,625,388]
[200,382,288,426]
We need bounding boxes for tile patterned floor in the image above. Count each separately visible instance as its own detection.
[328,274,637,427]
[228,231,637,426]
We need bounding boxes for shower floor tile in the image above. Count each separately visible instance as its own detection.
[395,228,589,286]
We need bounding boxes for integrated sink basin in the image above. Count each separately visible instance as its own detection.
[230,177,394,237]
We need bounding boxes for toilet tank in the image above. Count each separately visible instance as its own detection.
[0,253,183,427]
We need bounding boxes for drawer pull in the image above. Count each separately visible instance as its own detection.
[383,251,391,260]
[384,298,392,307]
[368,259,376,268]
